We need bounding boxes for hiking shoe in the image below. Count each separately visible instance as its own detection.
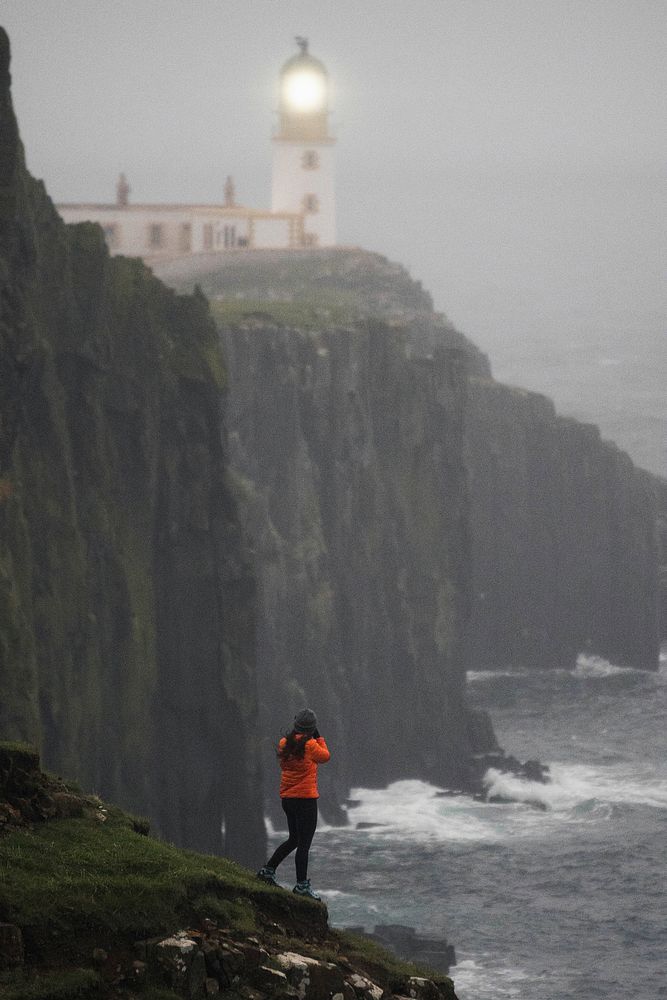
[292,879,322,900]
[256,866,279,887]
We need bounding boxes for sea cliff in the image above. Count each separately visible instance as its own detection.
[219,318,484,811]
[152,247,663,822]
[0,29,263,864]
[465,377,660,670]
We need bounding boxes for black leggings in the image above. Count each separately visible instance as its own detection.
[266,797,318,882]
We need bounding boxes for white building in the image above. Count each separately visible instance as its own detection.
[57,39,336,258]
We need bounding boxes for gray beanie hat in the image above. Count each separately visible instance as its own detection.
[294,708,317,732]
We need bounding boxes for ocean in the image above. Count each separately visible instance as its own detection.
[267,651,667,999]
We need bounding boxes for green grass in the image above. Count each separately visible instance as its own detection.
[210,295,361,331]
[0,804,276,963]
[0,743,456,998]
[0,969,102,1000]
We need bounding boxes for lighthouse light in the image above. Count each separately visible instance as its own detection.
[283,69,326,112]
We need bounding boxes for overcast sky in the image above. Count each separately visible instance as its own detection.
[3,1,666,379]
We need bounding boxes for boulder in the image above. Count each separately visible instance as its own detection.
[219,940,247,983]
[347,972,384,999]
[274,951,347,998]
[404,978,441,1000]
[254,964,289,991]
[155,932,199,992]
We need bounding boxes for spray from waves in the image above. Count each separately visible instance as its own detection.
[344,780,495,842]
[453,957,534,1000]
[574,653,644,678]
[267,753,667,845]
[483,761,667,812]
[468,655,647,683]
[467,669,532,682]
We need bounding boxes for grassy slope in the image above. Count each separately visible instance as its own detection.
[0,743,457,1000]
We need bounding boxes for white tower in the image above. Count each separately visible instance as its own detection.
[271,38,336,247]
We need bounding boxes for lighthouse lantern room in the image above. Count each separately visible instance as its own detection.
[271,37,336,247]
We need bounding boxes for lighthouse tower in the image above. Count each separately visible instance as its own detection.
[271,38,336,247]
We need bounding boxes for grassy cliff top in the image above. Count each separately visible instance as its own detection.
[0,743,458,1000]
[150,247,435,321]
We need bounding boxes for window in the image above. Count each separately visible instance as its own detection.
[302,150,319,170]
[148,223,163,248]
[302,194,319,214]
[102,224,118,248]
[203,224,213,250]
[303,232,319,246]
[224,225,236,248]
[179,223,192,252]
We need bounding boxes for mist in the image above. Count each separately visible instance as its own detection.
[4,0,666,473]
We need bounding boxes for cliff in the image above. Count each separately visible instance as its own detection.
[465,378,661,670]
[655,476,667,640]
[152,246,492,374]
[0,29,263,864]
[156,250,662,689]
[0,742,459,1000]
[219,317,486,811]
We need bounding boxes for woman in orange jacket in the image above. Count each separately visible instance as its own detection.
[257,709,330,900]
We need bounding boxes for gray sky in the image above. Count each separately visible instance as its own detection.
[3,0,666,459]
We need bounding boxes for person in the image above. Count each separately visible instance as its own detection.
[257,708,330,900]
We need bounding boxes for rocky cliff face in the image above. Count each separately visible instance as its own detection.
[0,29,263,863]
[655,476,667,640]
[220,320,487,812]
[154,242,664,817]
[464,378,660,670]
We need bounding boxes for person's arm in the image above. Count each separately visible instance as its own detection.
[307,736,330,763]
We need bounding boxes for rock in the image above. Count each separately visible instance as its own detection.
[254,965,289,991]
[405,977,441,1000]
[237,941,270,968]
[412,947,456,973]
[0,803,22,827]
[188,949,207,998]
[92,947,108,965]
[219,941,246,981]
[155,933,198,990]
[347,972,384,999]
[274,952,347,998]
[0,924,24,969]
[523,759,549,783]
[51,792,85,819]
[332,985,357,1000]
[131,960,147,981]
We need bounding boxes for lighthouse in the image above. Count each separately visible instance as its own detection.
[271,37,336,247]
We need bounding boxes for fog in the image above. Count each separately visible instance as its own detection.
[4,0,666,474]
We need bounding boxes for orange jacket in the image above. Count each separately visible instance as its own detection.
[278,735,331,798]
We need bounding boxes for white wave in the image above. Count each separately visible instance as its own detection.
[574,653,640,678]
[466,669,531,682]
[341,763,667,846]
[344,780,496,843]
[453,956,533,1000]
[484,762,667,812]
[268,758,667,850]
